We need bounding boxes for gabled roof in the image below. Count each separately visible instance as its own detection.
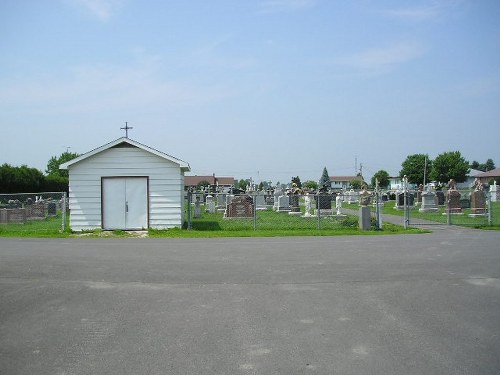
[185,175,235,186]
[60,137,190,171]
[476,167,500,178]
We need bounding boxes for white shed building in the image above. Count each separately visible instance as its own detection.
[60,137,190,231]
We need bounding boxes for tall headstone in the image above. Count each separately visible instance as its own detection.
[446,179,462,214]
[470,178,486,216]
[359,186,372,230]
[419,187,438,213]
[490,181,498,203]
[288,195,301,215]
[206,194,216,214]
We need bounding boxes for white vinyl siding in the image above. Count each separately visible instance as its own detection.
[68,145,185,231]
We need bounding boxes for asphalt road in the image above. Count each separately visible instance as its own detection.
[1,229,500,375]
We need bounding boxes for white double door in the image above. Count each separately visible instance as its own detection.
[102,177,148,230]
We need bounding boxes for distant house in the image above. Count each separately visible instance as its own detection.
[329,175,364,190]
[476,168,500,185]
[60,137,190,231]
[389,176,403,190]
[185,175,235,191]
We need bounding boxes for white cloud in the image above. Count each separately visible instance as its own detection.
[380,0,464,22]
[67,0,122,21]
[330,42,425,72]
[0,54,236,116]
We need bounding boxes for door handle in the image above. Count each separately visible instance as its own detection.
[126,201,129,213]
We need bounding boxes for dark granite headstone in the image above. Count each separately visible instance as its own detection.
[48,202,57,216]
[225,195,254,218]
[397,192,414,206]
[435,191,445,206]
[316,194,331,209]
[289,195,300,213]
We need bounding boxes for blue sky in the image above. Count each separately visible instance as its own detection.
[1,0,499,184]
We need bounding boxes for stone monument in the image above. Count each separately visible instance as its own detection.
[419,185,438,213]
[288,178,302,216]
[359,185,372,230]
[470,178,486,216]
[224,195,254,218]
[445,179,462,214]
[303,193,313,217]
[206,194,216,214]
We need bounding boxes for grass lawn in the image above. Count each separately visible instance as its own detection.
[0,209,425,238]
[149,209,426,238]
[0,213,70,238]
[344,201,500,229]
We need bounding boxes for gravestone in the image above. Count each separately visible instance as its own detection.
[316,194,331,209]
[435,191,445,206]
[419,190,438,213]
[225,195,254,218]
[276,195,290,212]
[26,203,46,220]
[255,192,267,211]
[194,196,202,218]
[446,180,462,214]
[288,195,301,215]
[460,197,470,209]
[490,181,498,202]
[206,195,216,214]
[395,192,414,209]
[47,202,57,216]
[359,207,371,230]
[470,188,486,216]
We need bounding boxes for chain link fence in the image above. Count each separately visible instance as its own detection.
[398,188,494,227]
[0,192,67,232]
[185,191,366,232]
[186,187,496,232]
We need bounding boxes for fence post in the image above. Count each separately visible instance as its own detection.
[446,192,451,226]
[403,176,409,229]
[61,192,67,232]
[375,179,382,230]
[253,192,257,231]
[316,193,321,230]
[187,190,192,230]
[487,191,492,226]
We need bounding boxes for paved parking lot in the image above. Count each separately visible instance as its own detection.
[1,230,500,374]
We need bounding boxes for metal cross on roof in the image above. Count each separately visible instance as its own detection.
[120,122,133,138]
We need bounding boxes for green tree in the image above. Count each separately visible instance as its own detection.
[430,151,469,183]
[0,164,45,193]
[470,158,495,172]
[46,151,80,178]
[470,161,480,170]
[484,158,495,171]
[350,179,362,190]
[318,167,330,192]
[371,170,390,189]
[196,180,210,191]
[303,180,318,190]
[238,179,249,190]
[291,176,302,188]
[399,154,431,185]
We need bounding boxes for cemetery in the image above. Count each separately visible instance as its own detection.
[182,173,499,235]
